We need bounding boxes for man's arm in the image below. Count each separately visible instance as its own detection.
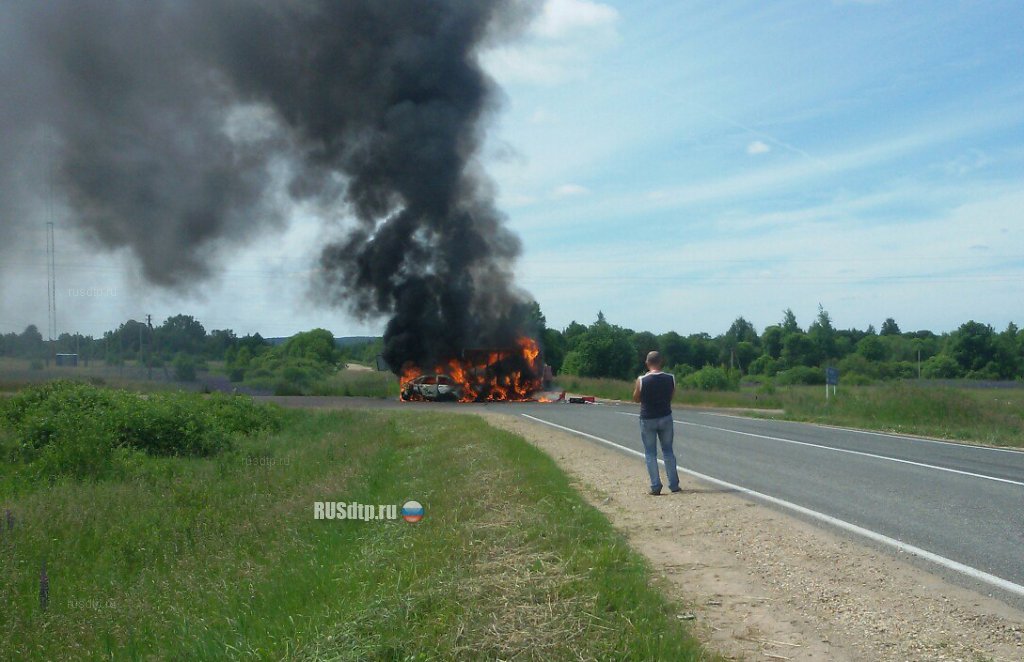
[632,377,642,403]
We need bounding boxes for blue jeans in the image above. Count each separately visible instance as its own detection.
[640,414,679,492]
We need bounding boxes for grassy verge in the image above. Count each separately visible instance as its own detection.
[765,383,1024,448]
[0,407,710,660]
[558,375,1024,448]
[310,368,399,399]
[556,375,783,409]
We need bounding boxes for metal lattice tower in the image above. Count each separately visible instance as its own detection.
[46,221,56,342]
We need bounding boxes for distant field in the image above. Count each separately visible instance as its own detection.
[556,375,1024,449]
[0,357,183,392]
[0,404,709,660]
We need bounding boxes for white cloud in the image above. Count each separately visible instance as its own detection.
[553,183,590,197]
[480,0,619,85]
[747,140,771,155]
[532,0,619,39]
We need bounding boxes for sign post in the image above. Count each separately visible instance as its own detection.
[825,366,839,400]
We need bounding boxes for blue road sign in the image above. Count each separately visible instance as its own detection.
[826,367,839,386]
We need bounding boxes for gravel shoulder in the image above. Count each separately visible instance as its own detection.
[482,412,1024,662]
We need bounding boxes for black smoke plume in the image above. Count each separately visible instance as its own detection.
[0,0,537,372]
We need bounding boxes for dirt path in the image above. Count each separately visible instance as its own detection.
[483,413,1024,662]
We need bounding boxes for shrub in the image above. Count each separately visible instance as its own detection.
[0,382,283,480]
[173,353,197,381]
[681,366,739,391]
[669,364,694,380]
[921,354,961,379]
[747,355,778,377]
[775,366,826,386]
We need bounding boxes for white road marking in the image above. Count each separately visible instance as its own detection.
[618,412,1024,488]
[520,413,1024,600]
[701,411,1024,455]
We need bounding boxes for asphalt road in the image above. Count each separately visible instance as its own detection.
[499,400,1024,608]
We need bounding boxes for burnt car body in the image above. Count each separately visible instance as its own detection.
[400,374,464,401]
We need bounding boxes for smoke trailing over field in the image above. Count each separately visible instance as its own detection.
[0,0,537,372]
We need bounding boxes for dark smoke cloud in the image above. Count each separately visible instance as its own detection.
[0,0,538,370]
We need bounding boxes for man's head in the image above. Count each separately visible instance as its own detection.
[645,350,663,370]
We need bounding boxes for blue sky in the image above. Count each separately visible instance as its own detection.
[4,0,1023,338]
[483,0,1024,337]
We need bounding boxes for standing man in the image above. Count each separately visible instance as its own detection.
[632,351,680,495]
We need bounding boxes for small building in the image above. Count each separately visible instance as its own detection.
[55,353,78,367]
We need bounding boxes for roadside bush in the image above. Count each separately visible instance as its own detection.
[921,354,961,379]
[173,353,197,381]
[0,381,283,480]
[775,366,825,386]
[669,364,694,380]
[680,366,739,391]
[747,355,778,377]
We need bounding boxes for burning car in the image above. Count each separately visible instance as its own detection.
[400,374,464,402]
[399,337,544,403]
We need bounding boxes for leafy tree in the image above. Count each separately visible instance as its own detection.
[563,321,588,349]
[724,316,758,347]
[687,333,718,369]
[856,335,887,362]
[205,329,237,359]
[541,328,566,374]
[156,314,205,356]
[657,331,691,369]
[761,325,784,360]
[880,318,901,336]
[173,353,197,381]
[781,332,819,368]
[282,329,339,366]
[808,305,837,361]
[781,309,800,334]
[631,331,658,373]
[734,341,758,373]
[559,314,635,379]
[747,354,779,377]
[921,354,961,379]
[17,325,44,358]
[949,321,997,375]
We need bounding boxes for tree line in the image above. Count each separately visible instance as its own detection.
[0,315,269,368]
[534,306,1024,386]
[4,306,1022,387]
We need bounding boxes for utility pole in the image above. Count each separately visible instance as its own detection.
[138,320,143,376]
[145,314,153,379]
[46,222,57,347]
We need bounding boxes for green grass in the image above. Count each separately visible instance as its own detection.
[557,375,1024,448]
[767,382,1024,448]
[556,375,783,410]
[0,357,202,393]
[0,408,711,660]
[311,368,400,399]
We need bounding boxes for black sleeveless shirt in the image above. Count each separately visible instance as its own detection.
[639,371,675,419]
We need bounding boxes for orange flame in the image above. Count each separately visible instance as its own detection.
[400,336,545,402]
